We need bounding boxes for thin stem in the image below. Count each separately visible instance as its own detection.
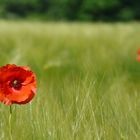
[9,106,13,140]
[10,105,12,114]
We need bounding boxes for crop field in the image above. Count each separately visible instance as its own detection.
[0,21,140,140]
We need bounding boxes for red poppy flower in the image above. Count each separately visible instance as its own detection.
[0,64,36,105]
[137,48,140,62]
[137,48,140,55]
[137,55,140,62]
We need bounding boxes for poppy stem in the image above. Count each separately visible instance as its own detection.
[10,105,12,114]
[9,106,13,140]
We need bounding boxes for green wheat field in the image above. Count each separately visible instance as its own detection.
[0,21,140,140]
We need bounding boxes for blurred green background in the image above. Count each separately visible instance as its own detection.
[0,0,140,21]
[1,0,140,140]
[0,21,140,140]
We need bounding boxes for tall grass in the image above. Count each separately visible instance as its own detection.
[0,21,140,140]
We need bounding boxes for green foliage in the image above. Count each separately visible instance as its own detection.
[78,0,121,20]
[82,0,120,11]
[0,0,43,18]
[0,0,140,21]
[118,8,135,21]
[45,0,68,19]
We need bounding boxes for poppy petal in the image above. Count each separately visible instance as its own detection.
[0,64,36,105]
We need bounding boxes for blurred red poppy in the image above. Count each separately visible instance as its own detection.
[137,48,140,55]
[137,55,140,62]
[137,48,140,62]
[0,64,36,105]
